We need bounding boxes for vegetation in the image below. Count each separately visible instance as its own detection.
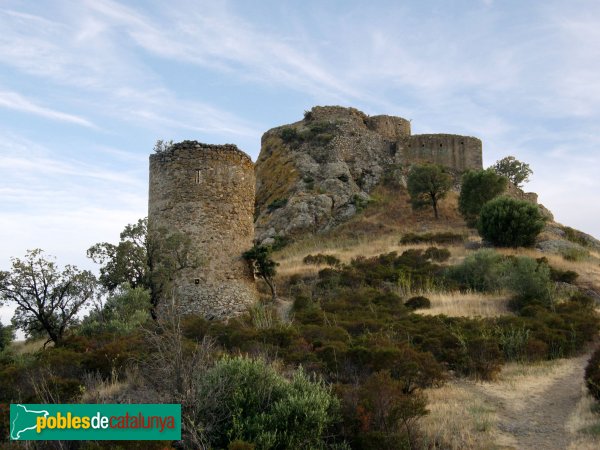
[458,168,508,227]
[478,196,546,247]
[0,249,96,346]
[585,346,600,402]
[195,356,341,449]
[267,198,288,212]
[400,231,465,245]
[243,245,279,300]
[303,253,342,267]
[492,156,532,187]
[0,322,14,352]
[404,296,431,310]
[407,164,453,219]
[87,218,149,292]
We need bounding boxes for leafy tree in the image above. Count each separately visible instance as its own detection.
[88,218,200,319]
[478,196,546,247]
[407,164,452,219]
[492,156,532,188]
[0,322,14,352]
[243,245,279,300]
[459,168,508,227]
[0,249,96,346]
[87,218,149,292]
[147,227,201,318]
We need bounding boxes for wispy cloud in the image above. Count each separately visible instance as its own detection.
[0,89,96,127]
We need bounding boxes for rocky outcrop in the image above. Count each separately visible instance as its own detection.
[254,106,483,244]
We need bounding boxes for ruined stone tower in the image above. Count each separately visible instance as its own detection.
[148,140,258,319]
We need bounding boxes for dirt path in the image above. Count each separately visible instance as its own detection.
[472,353,591,450]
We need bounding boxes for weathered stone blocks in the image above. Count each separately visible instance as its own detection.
[149,141,258,320]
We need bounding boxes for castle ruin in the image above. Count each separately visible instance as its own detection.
[148,141,258,319]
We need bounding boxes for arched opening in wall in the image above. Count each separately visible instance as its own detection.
[195,169,201,184]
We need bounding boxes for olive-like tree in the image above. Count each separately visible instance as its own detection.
[407,164,453,219]
[0,249,96,346]
[458,168,508,227]
[243,245,278,300]
[492,156,532,188]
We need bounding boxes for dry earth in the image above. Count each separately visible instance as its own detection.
[440,353,600,450]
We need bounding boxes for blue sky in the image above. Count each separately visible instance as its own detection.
[1,0,600,323]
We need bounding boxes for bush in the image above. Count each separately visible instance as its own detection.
[400,232,465,245]
[404,296,431,310]
[477,196,546,247]
[505,257,554,311]
[0,323,14,353]
[560,247,589,262]
[303,254,342,268]
[585,346,600,402]
[78,286,151,336]
[423,247,451,262]
[267,198,288,212]
[195,356,341,449]
[446,249,504,292]
[280,127,299,143]
[459,168,508,227]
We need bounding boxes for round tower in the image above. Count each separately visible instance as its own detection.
[148,140,258,319]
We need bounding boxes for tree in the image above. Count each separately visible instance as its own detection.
[88,218,200,319]
[407,164,452,219]
[87,218,149,293]
[0,249,96,346]
[459,168,508,227]
[478,196,546,247]
[492,156,532,188]
[243,245,278,300]
[0,322,14,352]
[147,227,201,318]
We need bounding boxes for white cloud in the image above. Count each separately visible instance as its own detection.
[0,90,96,127]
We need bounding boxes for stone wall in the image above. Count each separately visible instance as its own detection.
[148,141,258,319]
[399,134,482,171]
[254,106,484,244]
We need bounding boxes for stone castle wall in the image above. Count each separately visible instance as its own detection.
[148,141,258,319]
[399,134,483,171]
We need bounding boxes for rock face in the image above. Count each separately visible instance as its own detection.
[254,106,483,244]
[149,141,258,320]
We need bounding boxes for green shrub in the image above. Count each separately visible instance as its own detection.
[400,231,465,245]
[560,247,589,262]
[423,247,451,262]
[195,356,341,449]
[585,346,600,402]
[549,266,579,284]
[0,323,14,353]
[459,168,508,227]
[79,286,151,337]
[505,257,554,311]
[561,226,590,247]
[404,296,431,310]
[446,249,504,292]
[267,198,288,212]
[303,253,342,267]
[280,127,299,143]
[477,196,546,247]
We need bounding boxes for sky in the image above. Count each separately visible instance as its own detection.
[1,0,600,324]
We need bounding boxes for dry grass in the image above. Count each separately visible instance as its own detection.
[420,383,498,449]
[418,291,510,318]
[10,338,48,354]
[566,386,600,449]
